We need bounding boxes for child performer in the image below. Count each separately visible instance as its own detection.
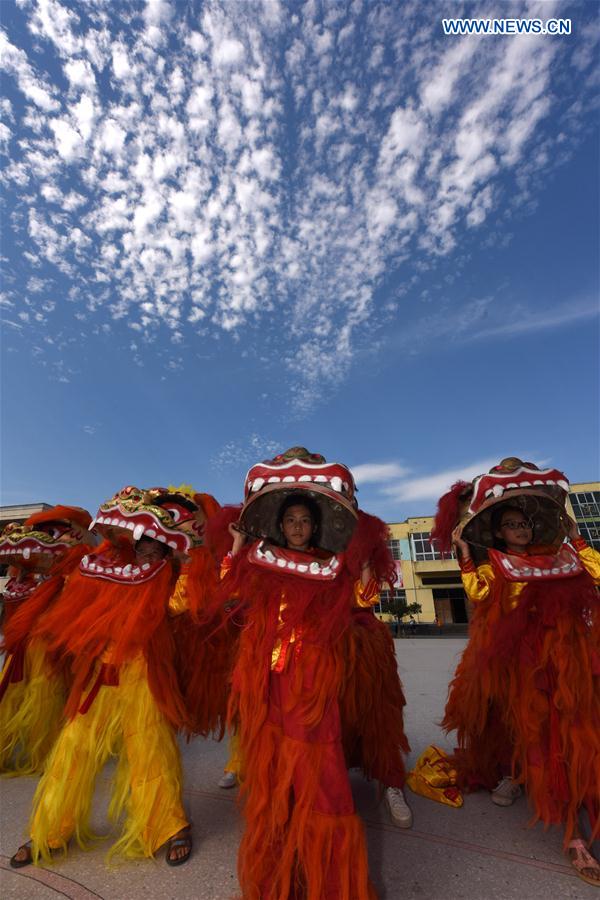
[0,506,94,775]
[433,459,600,887]
[218,447,410,899]
[10,486,226,869]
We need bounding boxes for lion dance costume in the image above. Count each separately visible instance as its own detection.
[219,447,409,899]
[22,486,226,863]
[433,458,600,847]
[0,506,93,775]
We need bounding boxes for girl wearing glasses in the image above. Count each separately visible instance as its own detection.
[433,461,600,887]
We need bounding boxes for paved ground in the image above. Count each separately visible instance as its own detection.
[1,637,597,899]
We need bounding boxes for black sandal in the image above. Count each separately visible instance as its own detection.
[165,826,192,867]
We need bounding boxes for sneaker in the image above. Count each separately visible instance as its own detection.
[385,787,413,828]
[218,771,238,789]
[491,776,521,806]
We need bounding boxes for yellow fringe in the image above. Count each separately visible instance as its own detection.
[29,655,188,864]
[0,640,65,777]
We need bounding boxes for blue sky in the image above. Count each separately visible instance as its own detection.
[1,0,598,522]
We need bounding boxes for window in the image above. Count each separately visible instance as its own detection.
[570,491,600,550]
[410,532,454,562]
[380,588,406,604]
[570,491,600,522]
[387,539,402,560]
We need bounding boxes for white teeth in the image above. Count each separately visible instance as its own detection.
[321,567,332,576]
[141,563,151,571]
[82,556,89,566]
[89,518,97,529]
[276,558,286,568]
[485,489,494,498]
[521,567,532,576]
[113,567,122,575]
[533,479,544,485]
[314,475,327,483]
[330,476,342,492]
[133,524,145,541]
[252,478,265,492]
[256,545,265,558]
[506,483,518,490]
[551,568,559,575]
[265,550,276,563]
[557,480,569,491]
[126,522,135,531]
[89,563,97,571]
[104,567,113,575]
[533,568,542,577]
[282,476,295,483]
[111,518,121,526]
[119,520,127,529]
[546,479,555,485]
[298,475,312,482]
[492,485,504,497]
[132,567,140,576]
[122,564,132,575]
[542,569,551,576]
[168,541,177,549]
[286,561,297,570]
[309,562,320,574]
[267,476,280,483]
[297,564,308,573]
[520,481,532,487]
[23,547,31,560]
[343,482,349,491]
[146,528,156,538]
[331,558,340,569]
[157,535,166,543]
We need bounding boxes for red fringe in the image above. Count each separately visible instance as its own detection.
[2,545,88,655]
[32,551,192,729]
[431,481,471,553]
[227,552,407,897]
[338,610,409,787]
[444,571,600,844]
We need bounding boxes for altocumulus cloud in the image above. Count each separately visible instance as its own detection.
[1,0,597,407]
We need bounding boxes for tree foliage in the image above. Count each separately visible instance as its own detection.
[380,594,422,622]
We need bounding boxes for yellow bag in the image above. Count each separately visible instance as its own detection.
[406,745,463,808]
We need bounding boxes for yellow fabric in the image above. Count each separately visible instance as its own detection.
[353,580,380,608]
[29,655,188,864]
[461,563,524,610]
[224,729,242,776]
[0,639,65,776]
[406,745,463,808]
[167,573,189,616]
[577,543,600,583]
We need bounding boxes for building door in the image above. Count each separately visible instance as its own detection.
[432,588,468,623]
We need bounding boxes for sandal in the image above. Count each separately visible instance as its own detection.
[165,826,192,867]
[566,838,600,887]
[10,842,33,869]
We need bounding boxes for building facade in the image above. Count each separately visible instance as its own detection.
[384,481,600,626]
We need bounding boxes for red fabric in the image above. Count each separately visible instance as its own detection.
[24,506,92,529]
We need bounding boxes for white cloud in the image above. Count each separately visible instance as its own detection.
[351,462,412,485]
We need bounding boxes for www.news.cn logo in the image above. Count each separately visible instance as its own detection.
[442,18,572,36]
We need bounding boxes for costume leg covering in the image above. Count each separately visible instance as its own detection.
[1,640,65,776]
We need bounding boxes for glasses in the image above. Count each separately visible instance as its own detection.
[501,520,533,531]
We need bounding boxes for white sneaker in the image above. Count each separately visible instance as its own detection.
[385,787,413,828]
[491,776,521,806]
[218,771,238,789]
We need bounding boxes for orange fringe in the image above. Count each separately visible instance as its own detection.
[32,551,190,730]
[443,572,600,845]
[228,563,406,898]
[338,610,409,787]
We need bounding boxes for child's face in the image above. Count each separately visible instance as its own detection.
[496,512,533,549]
[280,504,313,551]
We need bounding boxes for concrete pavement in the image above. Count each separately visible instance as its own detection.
[1,638,597,899]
